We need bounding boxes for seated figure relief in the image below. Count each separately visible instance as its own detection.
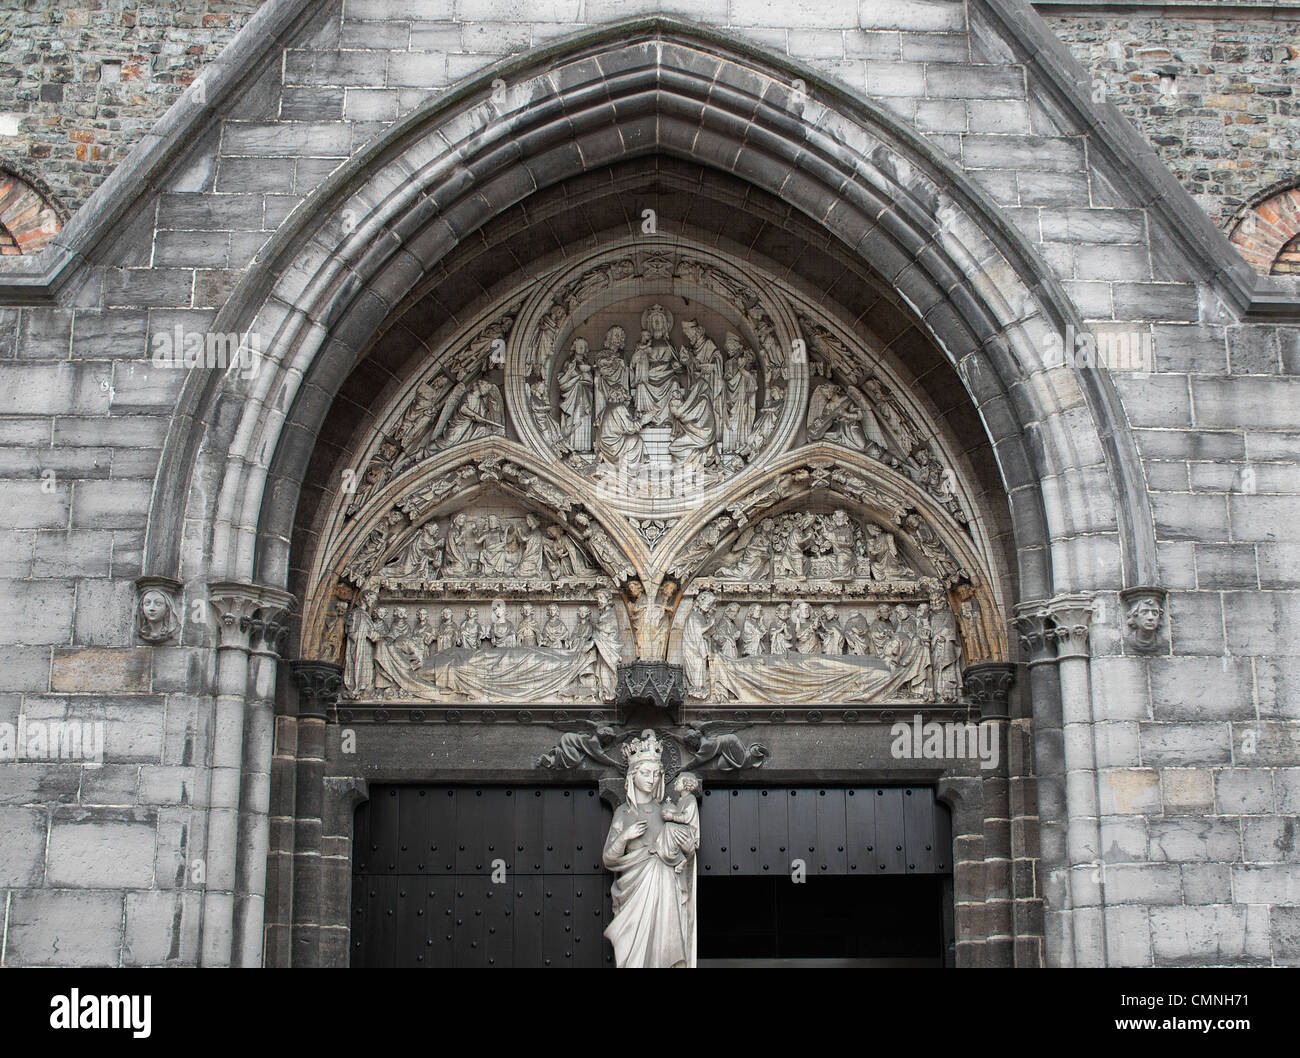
[537,303,777,495]
[371,511,601,591]
[701,508,925,592]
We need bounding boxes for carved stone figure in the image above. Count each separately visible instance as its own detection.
[741,603,766,657]
[682,591,716,699]
[1123,591,1166,653]
[711,602,742,660]
[668,372,720,469]
[865,523,913,581]
[596,384,645,470]
[516,601,540,647]
[443,513,474,576]
[136,579,181,644]
[427,378,504,452]
[826,508,857,580]
[818,604,845,655]
[593,326,630,424]
[343,590,378,695]
[808,379,887,452]
[488,598,516,648]
[591,589,623,702]
[931,594,962,702]
[715,519,772,579]
[722,334,758,453]
[768,603,792,656]
[475,515,512,575]
[536,723,621,769]
[682,724,770,771]
[679,318,725,427]
[792,600,820,654]
[541,602,570,649]
[558,339,594,452]
[631,308,681,425]
[459,606,486,649]
[380,520,443,583]
[602,732,699,968]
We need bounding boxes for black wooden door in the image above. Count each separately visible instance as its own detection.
[351,785,613,967]
[351,784,952,967]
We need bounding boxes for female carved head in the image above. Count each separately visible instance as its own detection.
[137,587,179,644]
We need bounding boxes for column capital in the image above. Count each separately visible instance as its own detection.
[1012,602,1056,666]
[208,581,297,654]
[963,662,1017,721]
[289,660,344,721]
[1046,592,1095,661]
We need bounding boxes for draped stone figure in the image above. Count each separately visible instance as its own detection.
[631,310,681,425]
[679,319,725,424]
[591,589,623,702]
[931,594,962,702]
[558,339,594,451]
[343,590,378,695]
[682,591,716,698]
[596,385,645,470]
[603,732,700,968]
[722,335,758,453]
[443,513,475,576]
[593,326,630,424]
[668,373,720,469]
[741,603,767,656]
[807,379,888,453]
[427,378,504,451]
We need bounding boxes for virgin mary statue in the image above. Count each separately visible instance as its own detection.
[602,731,700,968]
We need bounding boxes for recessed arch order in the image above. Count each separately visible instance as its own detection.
[145,16,1157,620]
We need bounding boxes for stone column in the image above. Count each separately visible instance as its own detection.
[201,582,263,967]
[232,591,294,967]
[287,660,344,967]
[1047,593,1105,967]
[963,661,1017,967]
[1013,604,1066,967]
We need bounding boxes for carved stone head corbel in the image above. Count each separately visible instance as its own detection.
[134,576,182,645]
[1120,587,1168,654]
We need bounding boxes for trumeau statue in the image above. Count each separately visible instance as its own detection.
[603,732,700,969]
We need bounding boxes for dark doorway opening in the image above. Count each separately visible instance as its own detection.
[698,875,947,967]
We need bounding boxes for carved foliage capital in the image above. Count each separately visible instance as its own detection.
[208,581,297,655]
[1046,593,1094,660]
[962,662,1017,720]
[290,660,345,720]
[1012,605,1056,666]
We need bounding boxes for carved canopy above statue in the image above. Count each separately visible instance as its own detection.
[299,237,1007,709]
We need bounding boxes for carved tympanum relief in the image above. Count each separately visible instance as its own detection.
[301,239,1005,709]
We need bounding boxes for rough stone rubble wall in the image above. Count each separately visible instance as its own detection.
[0,0,1294,967]
[1047,13,1300,230]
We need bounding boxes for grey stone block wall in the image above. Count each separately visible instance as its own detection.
[0,0,1295,967]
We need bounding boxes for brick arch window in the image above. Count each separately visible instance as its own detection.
[0,170,63,254]
[1229,185,1300,276]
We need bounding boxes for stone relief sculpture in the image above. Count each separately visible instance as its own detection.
[340,594,625,703]
[602,732,700,969]
[1122,588,1167,653]
[135,577,182,645]
[513,248,802,503]
[681,723,770,771]
[342,307,519,522]
[703,508,923,590]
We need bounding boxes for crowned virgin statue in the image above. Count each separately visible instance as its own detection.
[602,731,701,968]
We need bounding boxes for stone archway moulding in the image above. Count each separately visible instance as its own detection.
[144,17,1159,607]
